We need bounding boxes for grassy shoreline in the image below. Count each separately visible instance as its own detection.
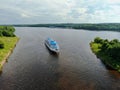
[0,37,19,73]
[90,42,120,72]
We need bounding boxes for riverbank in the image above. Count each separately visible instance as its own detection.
[0,37,19,73]
[13,23,120,31]
[90,38,120,72]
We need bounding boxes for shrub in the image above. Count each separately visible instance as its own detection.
[0,31,3,36]
[94,37,104,44]
[0,26,15,37]
[0,41,4,48]
[2,31,15,37]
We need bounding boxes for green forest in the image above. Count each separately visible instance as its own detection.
[90,37,120,72]
[14,23,120,31]
[0,26,16,37]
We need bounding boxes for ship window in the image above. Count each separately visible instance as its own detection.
[51,41,56,45]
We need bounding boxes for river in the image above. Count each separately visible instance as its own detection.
[0,27,120,90]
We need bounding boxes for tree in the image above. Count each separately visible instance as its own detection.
[0,41,4,48]
[94,37,103,44]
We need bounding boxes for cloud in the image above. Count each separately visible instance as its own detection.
[0,0,120,24]
[106,0,120,4]
[21,13,30,18]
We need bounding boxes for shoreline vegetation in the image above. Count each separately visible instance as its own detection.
[90,37,120,72]
[0,26,19,73]
[13,23,120,32]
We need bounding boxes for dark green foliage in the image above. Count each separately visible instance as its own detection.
[91,37,120,71]
[96,38,120,61]
[0,41,4,49]
[107,43,120,61]
[94,37,104,44]
[0,30,3,36]
[0,26,15,37]
[2,30,15,37]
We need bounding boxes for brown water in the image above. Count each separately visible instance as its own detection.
[0,27,120,90]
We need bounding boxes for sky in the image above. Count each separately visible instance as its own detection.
[0,0,120,24]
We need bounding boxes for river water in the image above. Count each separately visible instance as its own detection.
[0,27,120,90]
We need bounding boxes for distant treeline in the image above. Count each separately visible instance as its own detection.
[0,26,16,37]
[14,23,120,31]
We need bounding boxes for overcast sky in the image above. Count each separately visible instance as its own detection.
[0,0,120,24]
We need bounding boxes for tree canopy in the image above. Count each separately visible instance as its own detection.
[91,37,120,72]
[0,26,15,37]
